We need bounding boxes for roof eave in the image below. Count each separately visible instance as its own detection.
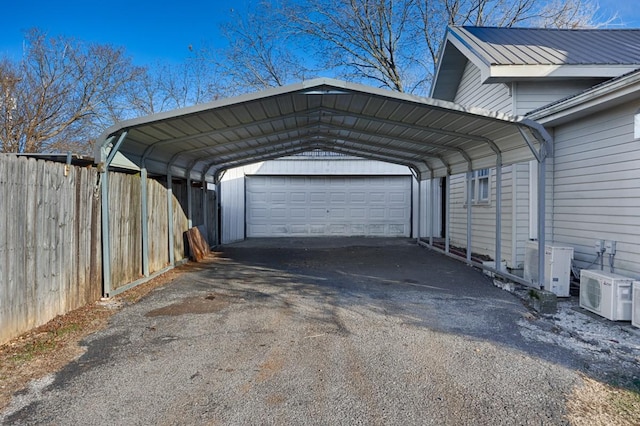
[527,70,640,126]
[485,64,639,83]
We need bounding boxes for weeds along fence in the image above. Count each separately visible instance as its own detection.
[0,155,216,344]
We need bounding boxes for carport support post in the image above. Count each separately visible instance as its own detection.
[100,162,111,297]
[167,171,175,266]
[99,131,127,298]
[187,176,193,229]
[202,180,208,242]
[466,171,472,263]
[215,181,221,245]
[445,174,450,254]
[495,163,503,272]
[416,179,422,243]
[537,157,546,289]
[141,167,149,277]
[428,178,434,246]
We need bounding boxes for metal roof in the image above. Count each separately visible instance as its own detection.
[432,27,640,99]
[95,78,551,181]
[456,26,640,66]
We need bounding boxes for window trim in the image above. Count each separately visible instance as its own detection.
[467,168,491,206]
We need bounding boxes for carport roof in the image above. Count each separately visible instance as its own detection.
[95,78,550,181]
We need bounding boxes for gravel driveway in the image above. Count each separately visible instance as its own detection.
[2,238,635,425]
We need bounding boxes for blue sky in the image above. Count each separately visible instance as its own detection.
[0,0,241,64]
[1,0,639,66]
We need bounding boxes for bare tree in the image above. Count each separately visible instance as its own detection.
[285,0,421,92]
[197,2,310,94]
[272,0,603,95]
[0,60,22,152]
[0,29,144,153]
[115,58,224,119]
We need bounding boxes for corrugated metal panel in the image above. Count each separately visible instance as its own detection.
[459,27,640,66]
[221,172,246,244]
[96,78,550,184]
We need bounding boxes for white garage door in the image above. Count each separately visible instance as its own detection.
[246,176,411,237]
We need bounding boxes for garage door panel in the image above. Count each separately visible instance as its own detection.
[389,192,407,202]
[330,192,347,203]
[310,192,327,202]
[271,208,287,219]
[271,192,287,203]
[310,225,325,234]
[369,208,385,219]
[290,192,306,203]
[310,208,326,218]
[370,192,386,203]
[249,192,267,202]
[350,208,366,219]
[290,208,307,218]
[290,224,308,234]
[328,208,346,219]
[246,176,410,237]
[389,208,407,219]
[350,192,366,203]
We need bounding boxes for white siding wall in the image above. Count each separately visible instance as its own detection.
[550,102,640,279]
[454,61,512,113]
[513,162,532,269]
[513,80,604,116]
[449,61,598,271]
[448,166,518,267]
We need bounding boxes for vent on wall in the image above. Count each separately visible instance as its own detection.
[580,270,633,321]
[633,282,640,328]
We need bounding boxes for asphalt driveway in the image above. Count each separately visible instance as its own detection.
[2,238,637,425]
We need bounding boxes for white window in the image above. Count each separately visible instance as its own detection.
[635,109,640,139]
[470,169,490,204]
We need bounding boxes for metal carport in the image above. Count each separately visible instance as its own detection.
[94,78,551,297]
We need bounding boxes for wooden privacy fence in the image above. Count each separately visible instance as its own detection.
[1,155,217,344]
[107,173,193,292]
[0,155,102,344]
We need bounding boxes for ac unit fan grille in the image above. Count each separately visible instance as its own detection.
[581,277,601,312]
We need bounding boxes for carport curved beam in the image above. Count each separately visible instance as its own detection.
[314,123,474,169]
[197,133,433,180]
[204,141,427,183]
[323,145,427,172]
[210,140,426,177]
[162,120,475,176]
[163,122,328,167]
[204,143,438,184]
[138,107,327,164]
[319,107,493,145]
[311,135,451,175]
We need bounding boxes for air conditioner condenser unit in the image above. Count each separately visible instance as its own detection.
[580,269,633,321]
[524,241,574,297]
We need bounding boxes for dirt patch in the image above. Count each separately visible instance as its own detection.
[145,293,232,317]
[0,255,221,412]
